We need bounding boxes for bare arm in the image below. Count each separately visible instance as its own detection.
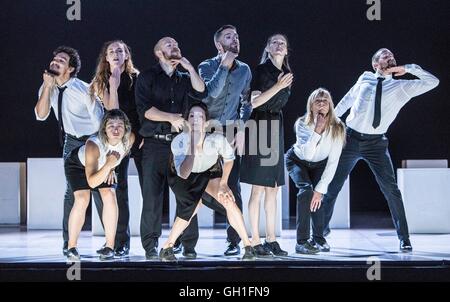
[251,73,293,108]
[35,72,56,120]
[85,141,118,188]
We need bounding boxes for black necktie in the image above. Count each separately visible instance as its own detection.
[372,77,384,129]
[57,86,67,146]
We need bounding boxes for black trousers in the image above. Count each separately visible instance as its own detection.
[285,148,327,244]
[322,128,410,241]
[140,138,198,252]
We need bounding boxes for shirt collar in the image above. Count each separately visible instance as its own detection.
[374,70,392,80]
[57,77,75,89]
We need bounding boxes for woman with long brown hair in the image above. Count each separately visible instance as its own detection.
[90,40,142,257]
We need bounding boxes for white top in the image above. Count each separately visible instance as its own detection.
[78,135,128,169]
[293,119,344,194]
[335,64,439,134]
[36,77,104,137]
[171,132,235,176]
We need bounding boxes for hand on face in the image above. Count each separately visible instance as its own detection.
[385,65,406,76]
[109,66,121,89]
[220,51,238,69]
[314,113,327,134]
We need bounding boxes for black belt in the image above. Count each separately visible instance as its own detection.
[346,127,384,139]
[152,133,174,142]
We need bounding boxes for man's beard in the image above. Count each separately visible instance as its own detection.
[163,49,182,60]
[223,43,239,54]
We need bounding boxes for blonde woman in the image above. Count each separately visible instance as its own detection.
[285,88,345,254]
[64,109,134,260]
[240,34,293,257]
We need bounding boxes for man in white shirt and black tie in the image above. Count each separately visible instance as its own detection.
[321,48,439,252]
[34,46,104,256]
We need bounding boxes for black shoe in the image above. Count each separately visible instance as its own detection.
[159,247,177,262]
[295,241,320,254]
[311,238,330,252]
[242,246,256,260]
[400,239,413,253]
[253,244,272,258]
[98,247,115,260]
[114,245,130,257]
[145,248,158,260]
[66,247,80,261]
[182,247,197,259]
[63,241,68,256]
[264,240,288,256]
[224,242,240,256]
[173,241,182,254]
[96,243,106,254]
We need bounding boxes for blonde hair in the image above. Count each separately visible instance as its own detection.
[97,109,132,150]
[295,88,346,142]
[90,40,139,99]
[260,33,292,72]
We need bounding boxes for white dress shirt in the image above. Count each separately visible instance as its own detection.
[171,132,235,176]
[293,119,344,194]
[36,77,104,137]
[335,64,439,134]
[78,135,128,169]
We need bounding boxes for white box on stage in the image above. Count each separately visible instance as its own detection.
[27,158,65,229]
[0,163,25,224]
[329,176,350,229]
[398,168,450,233]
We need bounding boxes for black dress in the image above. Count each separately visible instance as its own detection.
[240,59,291,187]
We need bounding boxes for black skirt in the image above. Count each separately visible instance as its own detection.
[240,110,285,187]
[168,159,222,221]
[64,146,113,192]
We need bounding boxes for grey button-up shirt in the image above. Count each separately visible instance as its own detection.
[198,56,252,126]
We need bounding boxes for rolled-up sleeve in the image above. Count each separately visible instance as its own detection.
[217,134,235,163]
[35,84,52,121]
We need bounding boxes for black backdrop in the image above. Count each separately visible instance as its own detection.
[1,0,449,220]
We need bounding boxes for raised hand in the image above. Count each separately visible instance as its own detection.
[220,51,238,69]
[170,57,194,72]
[109,66,121,90]
[276,72,294,90]
[43,70,56,89]
[385,66,406,76]
[105,150,120,167]
[314,113,327,134]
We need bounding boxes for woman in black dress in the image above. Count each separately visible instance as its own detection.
[240,34,293,257]
[90,40,143,256]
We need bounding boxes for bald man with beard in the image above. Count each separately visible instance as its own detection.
[135,37,207,259]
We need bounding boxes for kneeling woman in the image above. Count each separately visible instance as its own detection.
[65,109,134,260]
[160,102,256,261]
[286,88,345,254]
